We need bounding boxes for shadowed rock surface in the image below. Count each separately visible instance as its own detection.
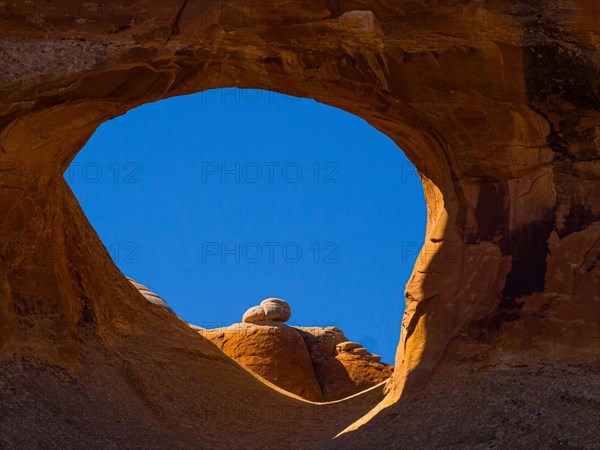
[1,1,599,448]
[296,326,394,401]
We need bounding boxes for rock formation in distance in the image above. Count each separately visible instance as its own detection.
[199,299,392,401]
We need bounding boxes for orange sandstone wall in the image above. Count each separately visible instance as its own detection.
[0,0,598,406]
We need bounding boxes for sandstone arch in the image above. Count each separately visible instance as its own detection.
[1,1,599,448]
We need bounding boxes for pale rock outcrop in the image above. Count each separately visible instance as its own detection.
[127,278,174,314]
[260,298,291,322]
[242,298,291,323]
[241,305,267,323]
[336,341,363,353]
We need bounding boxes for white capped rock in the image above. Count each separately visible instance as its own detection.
[128,278,175,314]
[260,298,291,322]
[242,305,266,323]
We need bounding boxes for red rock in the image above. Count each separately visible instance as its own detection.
[200,322,322,401]
[199,323,392,401]
[0,1,599,447]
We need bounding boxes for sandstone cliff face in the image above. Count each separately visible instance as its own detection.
[0,1,599,448]
[199,323,392,401]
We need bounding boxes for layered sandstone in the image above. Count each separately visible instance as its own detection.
[0,1,599,448]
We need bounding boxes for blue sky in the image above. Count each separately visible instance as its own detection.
[66,88,426,364]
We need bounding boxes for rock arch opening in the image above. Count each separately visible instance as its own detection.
[66,87,427,400]
[1,2,599,447]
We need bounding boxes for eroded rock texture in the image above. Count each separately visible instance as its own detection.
[297,327,394,401]
[0,1,599,448]
[199,323,392,401]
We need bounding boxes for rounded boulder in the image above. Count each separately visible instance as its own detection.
[242,305,266,323]
[260,298,291,322]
